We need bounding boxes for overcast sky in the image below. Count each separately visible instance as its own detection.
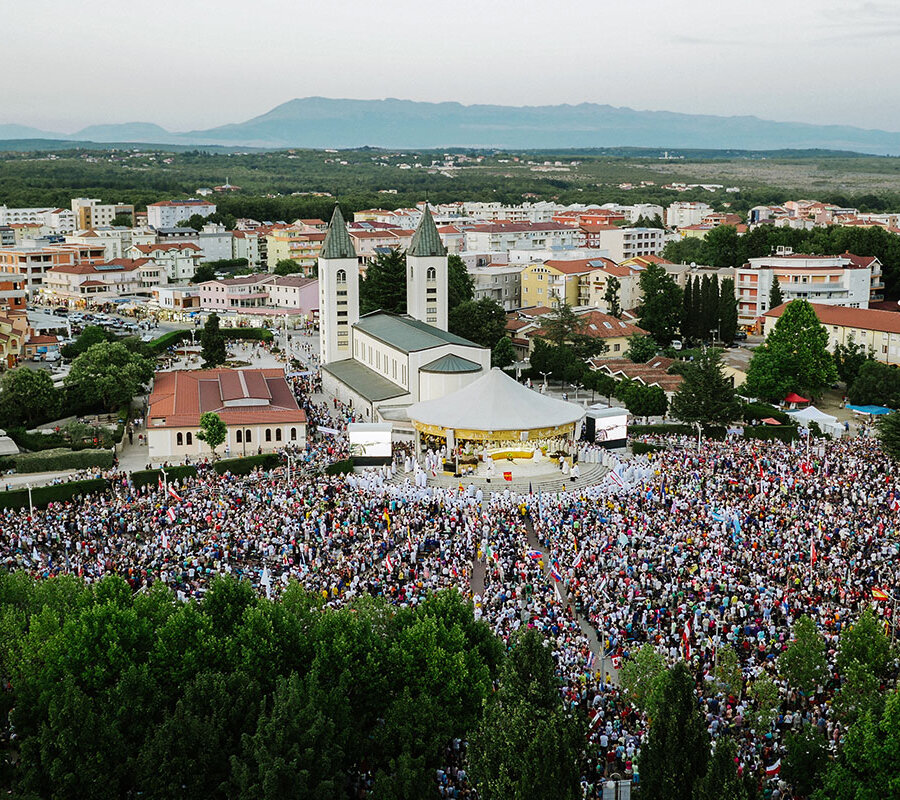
[7,0,900,133]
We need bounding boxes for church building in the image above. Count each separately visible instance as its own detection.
[319,205,490,421]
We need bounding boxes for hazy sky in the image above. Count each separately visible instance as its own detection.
[7,0,900,132]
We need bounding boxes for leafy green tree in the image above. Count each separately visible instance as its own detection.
[201,313,228,368]
[848,360,900,408]
[693,737,747,800]
[700,225,742,268]
[110,212,133,227]
[819,689,900,800]
[492,336,516,369]
[619,643,667,714]
[273,259,303,277]
[626,333,658,363]
[718,278,739,343]
[682,276,696,341]
[639,661,709,800]
[584,370,618,404]
[448,297,507,349]
[197,411,228,458]
[624,383,668,421]
[447,254,474,311]
[64,342,153,411]
[833,339,873,389]
[191,263,217,284]
[714,647,743,699]
[876,410,900,459]
[60,324,116,359]
[470,628,583,800]
[0,367,60,427]
[671,349,742,424]
[744,300,837,402]
[661,236,704,265]
[778,616,828,696]
[603,276,622,317]
[638,262,683,345]
[768,279,784,309]
[746,673,780,733]
[836,606,893,679]
[360,249,406,315]
[782,725,828,798]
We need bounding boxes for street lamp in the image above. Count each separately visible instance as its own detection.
[539,371,551,389]
[692,421,702,451]
[27,483,33,517]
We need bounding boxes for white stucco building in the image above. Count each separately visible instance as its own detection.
[147,200,217,229]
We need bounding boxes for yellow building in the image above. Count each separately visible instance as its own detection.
[764,301,900,366]
[520,258,603,308]
[265,227,327,275]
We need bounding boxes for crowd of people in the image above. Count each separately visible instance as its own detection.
[4,321,898,797]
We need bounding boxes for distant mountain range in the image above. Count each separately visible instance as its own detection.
[5,97,900,155]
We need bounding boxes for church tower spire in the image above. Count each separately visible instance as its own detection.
[318,205,359,364]
[406,205,448,330]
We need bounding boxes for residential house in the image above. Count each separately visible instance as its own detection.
[266,275,319,316]
[147,200,216,229]
[196,274,277,311]
[130,242,204,282]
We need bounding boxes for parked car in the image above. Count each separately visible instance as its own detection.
[44,351,61,363]
[52,307,68,316]
[734,330,748,341]
[671,339,683,351]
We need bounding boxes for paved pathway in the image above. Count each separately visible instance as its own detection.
[524,516,619,686]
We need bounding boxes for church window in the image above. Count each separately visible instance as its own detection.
[336,269,347,283]
[426,267,436,281]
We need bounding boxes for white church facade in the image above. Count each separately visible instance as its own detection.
[318,205,490,420]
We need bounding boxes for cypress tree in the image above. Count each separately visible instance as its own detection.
[681,277,695,341]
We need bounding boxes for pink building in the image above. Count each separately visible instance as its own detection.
[267,275,319,315]
[197,274,276,311]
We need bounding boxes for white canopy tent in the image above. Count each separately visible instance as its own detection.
[786,406,844,438]
[407,368,585,442]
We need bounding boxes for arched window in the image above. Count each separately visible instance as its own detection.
[336,269,346,284]
[186,432,193,445]
[265,428,272,442]
[426,267,436,281]
[176,432,183,446]
[236,430,242,443]
[275,428,282,441]
[290,427,297,441]
[245,429,252,443]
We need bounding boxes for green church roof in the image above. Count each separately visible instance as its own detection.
[320,205,357,260]
[420,354,483,374]
[407,206,446,258]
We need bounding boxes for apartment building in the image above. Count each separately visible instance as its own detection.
[579,226,666,262]
[71,198,135,229]
[65,227,134,260]
[130,242,204,282]
[0,245,77,297]
[469,264,523,311]
[666,201,713,229]
[464,222,579,254]
[147,199,217,229]
[736,251,876,326]
[232,229,264,270]
[44,259,162,304]
[763,302,900,366]
[266,275,319,315]
[520,258,604,308]
[580,260,644,313]
[265,227,327,274]
[196,274,276,311]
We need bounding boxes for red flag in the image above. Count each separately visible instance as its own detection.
[168,486,183,503]
[503,471,512,482]
[873,587,891,602]
[166,507,176,523]
[810,538,817,567]
[158,473,164,491]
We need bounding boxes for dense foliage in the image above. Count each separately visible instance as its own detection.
[0,575,502,800]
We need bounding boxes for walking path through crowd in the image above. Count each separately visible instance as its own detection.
[3,329,899,798]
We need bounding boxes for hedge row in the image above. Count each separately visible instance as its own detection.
[631,442,665,456]
[629,423,800,446]
[0,478,110,511]
[6,448,115,474]
[742,403,793,425]
[146,327,274,357]
[146,330,189,355]
[130,465,199,489]
[222,328,274,343]
[324,458,355,476]
[212,453,280,475]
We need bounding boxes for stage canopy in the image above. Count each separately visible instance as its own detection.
[784,392,810,405]
[407,368,585,441]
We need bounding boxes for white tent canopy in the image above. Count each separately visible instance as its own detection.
[786,406,844,437]
[407,368,585,433]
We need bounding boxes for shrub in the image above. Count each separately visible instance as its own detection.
[632,442,664,455]
[742,402,792,425]
[145,330,189,355]
[212,453,280,475]
[629,424,693,436]
[11,448,114,474]
[744,425,799,443]
[324,458,355,476]
[0,478,110,510]
[222,328,275,343]
[130,465,199,489]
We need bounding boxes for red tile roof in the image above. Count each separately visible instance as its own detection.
[133,243,202,254]
[764,301,900,335]
[148,369,307,429]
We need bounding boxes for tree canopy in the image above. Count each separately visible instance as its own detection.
[273,259,303,277]
[0,367,60,427]
[670,348,742,424]
[64,342,153,411]
[638,263,683,345]
[360,249,406,315]
[744,300,837,402]
[448,297,507,349]
[201,313,228,368]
